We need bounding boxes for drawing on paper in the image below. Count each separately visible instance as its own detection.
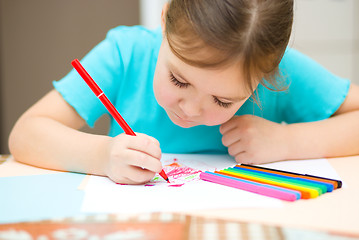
[149,158,202,187]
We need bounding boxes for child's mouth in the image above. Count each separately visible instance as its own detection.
[174,112,192,123]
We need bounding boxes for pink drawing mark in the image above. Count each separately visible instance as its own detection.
[164,159,202,184]
[149,158,202,187]
[166,165,202,180]
[168,184,184,187]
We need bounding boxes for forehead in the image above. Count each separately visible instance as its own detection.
[166,31,236,69]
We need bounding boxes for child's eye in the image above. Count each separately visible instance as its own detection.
[169,73,189,88]
[213,97,233,108]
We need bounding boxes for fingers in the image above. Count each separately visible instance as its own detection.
[136,133,160,147]
[220,116,250,164]
[220,119,237,135]
[219,125,230,135]
[124,133,162,173]
[125,166,157,184]
[233,152,250,164]
[109,167,156,185]
[227,140,245,157]
[221,126,242,147]
[126,133,162,160]
[123,148,163,173]
[106,133,163,184]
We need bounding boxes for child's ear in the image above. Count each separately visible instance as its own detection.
[161,2,169,34]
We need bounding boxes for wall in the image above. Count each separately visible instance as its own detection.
[0,0,139,153]
[290,0,359,83]
[140,0,168,29]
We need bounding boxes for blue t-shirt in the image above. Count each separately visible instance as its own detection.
[53,26,350,154]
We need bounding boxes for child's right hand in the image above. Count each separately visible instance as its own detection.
[104,133,162,184]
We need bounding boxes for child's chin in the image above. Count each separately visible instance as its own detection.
[173,120,196,128]
[170,117,197,128]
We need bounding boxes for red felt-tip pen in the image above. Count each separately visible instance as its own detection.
[71,59,169,183]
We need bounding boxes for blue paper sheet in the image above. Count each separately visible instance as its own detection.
[0,172,86,223]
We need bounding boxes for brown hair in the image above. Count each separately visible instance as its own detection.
[165,0,293,96]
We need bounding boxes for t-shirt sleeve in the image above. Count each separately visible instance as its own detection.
[53,27,125,127]
[277,48,350,123]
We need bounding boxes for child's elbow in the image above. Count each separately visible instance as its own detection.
[8,118,27,163]
[8,123,19,159]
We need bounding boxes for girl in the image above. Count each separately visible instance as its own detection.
[9,0,359,184]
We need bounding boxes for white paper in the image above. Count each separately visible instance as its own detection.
[261,159,343,182]
[81,154,282,214]
[81,154,343,214]
[81,176,282,214]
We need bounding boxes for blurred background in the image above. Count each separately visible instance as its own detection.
[0,0,358,153]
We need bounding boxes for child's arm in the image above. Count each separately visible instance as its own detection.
[8,89,162,184]
[220,83,359,164]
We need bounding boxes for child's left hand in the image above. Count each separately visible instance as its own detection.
[220,115,289,164]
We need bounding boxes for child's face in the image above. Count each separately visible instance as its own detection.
[153,39,252,128]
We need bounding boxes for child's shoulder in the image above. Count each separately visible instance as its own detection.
[280,47,312,66]
[279,47,332,81]
[101,26,162,58]
[106,25,162,44]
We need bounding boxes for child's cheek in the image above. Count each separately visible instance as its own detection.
[153,80,176,109]
[203,108,239,126]
[158,88,176,108]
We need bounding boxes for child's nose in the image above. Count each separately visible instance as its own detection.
[179,98,202,117]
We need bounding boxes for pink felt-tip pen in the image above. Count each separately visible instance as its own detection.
[200,171,300,201]
[71,59,170,183]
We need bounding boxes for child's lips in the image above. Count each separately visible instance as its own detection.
[174,112,192,123]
